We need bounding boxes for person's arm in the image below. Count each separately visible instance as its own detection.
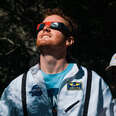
[0,87,12,116]
[0,100,9,116]
[100,82,115,115]
[89,71,115,116]
[0,75,23,116]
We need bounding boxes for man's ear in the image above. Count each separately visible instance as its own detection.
[66,36,74,47]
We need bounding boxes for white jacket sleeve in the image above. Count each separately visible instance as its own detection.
[89,70,116,116]
[0,76,23,116]
[0,87,12,116]
[0,100,9,116]
[101,86,115,116]
[113,99,116,114]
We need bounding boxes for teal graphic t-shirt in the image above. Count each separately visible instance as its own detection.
[41,63,74,109]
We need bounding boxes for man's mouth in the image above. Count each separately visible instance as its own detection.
[41,33,51,38]
[42,35,50,38]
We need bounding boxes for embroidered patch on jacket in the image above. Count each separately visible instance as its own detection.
[29,85,42,96]
[67,82,82,90]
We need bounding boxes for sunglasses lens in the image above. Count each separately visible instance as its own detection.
[51,22,70,35]
[37,23,45,32]
[50,22,59,29]
[50,23,66,32]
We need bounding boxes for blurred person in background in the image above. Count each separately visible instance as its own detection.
[105,53,116,99]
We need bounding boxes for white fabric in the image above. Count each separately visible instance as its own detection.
[106,53,116,70]
[0,64,116,116]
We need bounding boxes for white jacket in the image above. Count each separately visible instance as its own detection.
[0,64,115,116]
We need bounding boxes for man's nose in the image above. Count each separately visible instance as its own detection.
[43,25,51,32]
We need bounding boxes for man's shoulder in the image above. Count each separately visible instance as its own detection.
[81,66,102,79]
[9,64,40,86]
[81,66,107,86]
[7,74,24,92]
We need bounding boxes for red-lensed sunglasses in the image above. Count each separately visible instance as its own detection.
[37,22,71,35]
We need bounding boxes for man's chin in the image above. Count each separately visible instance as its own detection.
[37,44,50,48]
[37,44,51,50]
[37,44,57,52]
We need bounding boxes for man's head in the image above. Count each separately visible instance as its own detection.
[40,8,77,37]
[105,53,116,97]
[105,53,116,81]
[36,8,78,51]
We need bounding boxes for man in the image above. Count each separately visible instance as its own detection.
[105,53,116,98]
[0,8,115,116]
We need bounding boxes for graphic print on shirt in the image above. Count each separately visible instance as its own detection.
[47,88,59,109]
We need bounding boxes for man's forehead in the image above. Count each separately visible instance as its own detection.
[43,15,68,25]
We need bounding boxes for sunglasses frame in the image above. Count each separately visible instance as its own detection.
[36,22,71,36]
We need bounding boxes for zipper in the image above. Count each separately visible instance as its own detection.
[64,100,80,112]
[56,64,81,114]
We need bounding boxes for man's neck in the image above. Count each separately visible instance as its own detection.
[40,54,68,74]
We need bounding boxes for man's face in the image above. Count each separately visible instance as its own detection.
[109,67,116,98]
[111,67,116,81]
[36,15,71,49]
